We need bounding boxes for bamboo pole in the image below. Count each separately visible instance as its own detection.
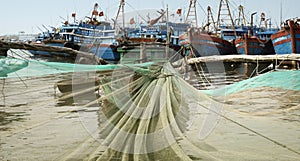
[188,54,300,64]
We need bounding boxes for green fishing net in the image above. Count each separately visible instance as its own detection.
[203,70,300,96]
[0,57,28,77]
[85,62,223,161]
[2,55,300,160]
[0,57,153,78]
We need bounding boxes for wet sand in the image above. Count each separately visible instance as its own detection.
[1,73,300,160]
[0,74,102,160]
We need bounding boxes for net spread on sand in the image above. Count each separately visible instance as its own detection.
[203,70,300,96]
[2,57,300,160]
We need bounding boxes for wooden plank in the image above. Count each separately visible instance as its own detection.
[188,54,300,64]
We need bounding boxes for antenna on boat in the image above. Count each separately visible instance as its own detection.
[166,5,170,58]
[280,0,283,26]
[186,0,198,28]
[249,12,257,36]
[216,0,236,36]
[237,5,247,26]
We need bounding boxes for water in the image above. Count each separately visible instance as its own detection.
[0,66,299,160]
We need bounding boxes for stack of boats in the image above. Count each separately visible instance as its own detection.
[17,0,300,64]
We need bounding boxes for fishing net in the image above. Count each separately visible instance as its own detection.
[85,61,223,161]
[0,57,153,78]
[0,57,28,77]
[203,70,300,96]
[2,55,300,161]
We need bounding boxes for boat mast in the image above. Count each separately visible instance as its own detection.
[205,6,217,32]
[185,0,198,28]
[216,0,236,35]
[166,5,170,58]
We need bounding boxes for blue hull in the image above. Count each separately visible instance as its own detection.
[271,20,300,54]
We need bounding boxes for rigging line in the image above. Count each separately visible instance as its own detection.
[249,57,260,78]
[124,2,148,23]
[8,49,31,62]
[257,64,272,75]
[1,78,6,106]
[4,50,29,87]
[196,0,207,18]
[168,47,184,62]
[198,61,213,87]
[194,62,209,88]
[194,99,300,156]
[13,71,28,88]
[278,54,292,66]
[191,51,212,87]
[256,56,259,75]
[228,0,239,11]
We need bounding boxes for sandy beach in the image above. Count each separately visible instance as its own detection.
[1,73,300,160]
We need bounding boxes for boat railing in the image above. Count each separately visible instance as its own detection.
[61,32,115,39]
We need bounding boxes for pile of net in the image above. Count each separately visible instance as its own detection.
[87,62,222,161]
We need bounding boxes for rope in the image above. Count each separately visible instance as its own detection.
[194,96,300,156]
[1,78,6,106]
[276,54,292,69]
[8,49,31,61]
[13,71,28,88]
[249,56,259,78]
[196,62,211,88]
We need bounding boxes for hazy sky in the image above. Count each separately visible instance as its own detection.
[0,0,298,35]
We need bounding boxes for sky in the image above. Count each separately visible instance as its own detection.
[0,0,299,35]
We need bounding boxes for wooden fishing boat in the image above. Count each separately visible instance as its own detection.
[59,16,120,63]
[32,3,121,63]
[271,19,300,54]
[55,78,100,94]
[180,29,237,57]
[235,34,275,55]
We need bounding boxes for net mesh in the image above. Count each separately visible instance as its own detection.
[203,70,300,96]
[0,57,153,78]
[2,56,300,160]
[87,62,221,161]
